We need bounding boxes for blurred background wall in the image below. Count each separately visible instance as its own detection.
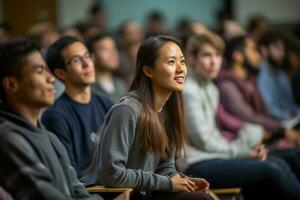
[0,0,298,36]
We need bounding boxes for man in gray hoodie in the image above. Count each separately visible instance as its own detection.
[0,38,128,200]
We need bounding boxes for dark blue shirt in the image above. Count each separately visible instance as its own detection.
[42,92,113,178]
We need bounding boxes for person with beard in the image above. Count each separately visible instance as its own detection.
[182,32,300,200]
[216,36,300,147]
[257,30,300,123]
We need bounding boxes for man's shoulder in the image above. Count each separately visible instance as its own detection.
[184,76,211,94]
[43,94,72,115]
[0,120,36,155]
[92,92,114,107]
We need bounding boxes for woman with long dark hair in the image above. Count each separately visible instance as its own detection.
[90,35,213,200]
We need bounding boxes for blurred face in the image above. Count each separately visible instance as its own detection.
[194,44,222,80]
[243,38,261,69]
[124,22,143,45]
[60,41,95,87]
[267,40,285,67]
[93,37,119,71]
[15,51,55,108]
[147,42,187,93]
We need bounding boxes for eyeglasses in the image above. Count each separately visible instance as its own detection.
[65,52,93,66]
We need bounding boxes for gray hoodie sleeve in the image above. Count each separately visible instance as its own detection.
[96,104,173,192]
[0,131,102,200]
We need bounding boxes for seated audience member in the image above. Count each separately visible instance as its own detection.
[0,38,108,199]
[182,32,300,200]
[86,33,127,101]
[0,22,12,44]
[85,36,213,200]
[257,29,300,123]
[292,69,300,106]
[42,36,114,178]
[116,20,144,85]
[0,187,12,200]
[216,36,300,147]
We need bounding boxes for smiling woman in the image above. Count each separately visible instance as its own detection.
[85,35,213,200]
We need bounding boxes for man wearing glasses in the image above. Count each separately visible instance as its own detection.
[42,36,114,180]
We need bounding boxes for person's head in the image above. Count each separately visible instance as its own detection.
[222,20,246,41]
[46,36,95,89]
[28,22,60,52]
[86,33,119,72]
[118,20,144,47]
[89,3,106,28]
[74,21,101,39]
[225,36,261,74]
[0,38,55,109]
[62,26,83,41]
[130,35,187,157]
[248,15,269,37]
[146,11,166,35]
[0,22,12,44]
[258,29,286,68]
[186,31,224,80]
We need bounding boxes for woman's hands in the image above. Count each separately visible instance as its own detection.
[171,174,195,192]
[171,174,209,193]
[188,177,209,193]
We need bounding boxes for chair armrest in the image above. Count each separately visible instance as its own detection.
[86,185,133,193]
[211,188,241,195]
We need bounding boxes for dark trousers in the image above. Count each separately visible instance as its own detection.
[185,156,300,200]
[270,147,300,180]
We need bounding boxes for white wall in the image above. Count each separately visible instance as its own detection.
[235,0,300,25]
[101,0,224,30]
[58,0,94,28]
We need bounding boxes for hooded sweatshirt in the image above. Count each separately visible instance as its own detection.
[0,105,102,200]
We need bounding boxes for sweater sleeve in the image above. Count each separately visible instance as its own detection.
[155,156,177,177]
[183,83,250,159]
[0,131,102,200]
[96,104,172,191]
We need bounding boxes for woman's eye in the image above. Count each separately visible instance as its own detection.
[180,59,186,65]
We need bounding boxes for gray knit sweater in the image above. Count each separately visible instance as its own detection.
[92,95,176,191]
[182,74,264,165]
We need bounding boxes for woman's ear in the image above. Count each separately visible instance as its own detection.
[143,65,154,78]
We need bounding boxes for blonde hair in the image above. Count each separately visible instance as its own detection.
[186,31,224,57]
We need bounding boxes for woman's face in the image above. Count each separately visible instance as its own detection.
[147,42,187,93]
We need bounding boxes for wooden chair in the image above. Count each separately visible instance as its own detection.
[86,185,133,193]
[86,185,242,200]
[86,185,133,200]
[211,188,243,200]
